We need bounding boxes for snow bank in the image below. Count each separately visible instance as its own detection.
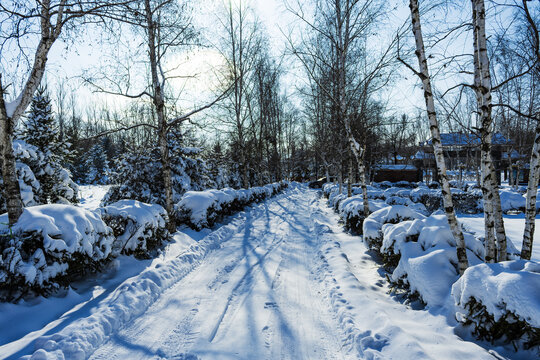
[97,200,170,256]
[452,260,540,350]
[21,208,250,360]
[0,205,114,300]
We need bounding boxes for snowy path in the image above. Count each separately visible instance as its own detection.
[83,185,492,360]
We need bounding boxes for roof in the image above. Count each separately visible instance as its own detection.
[413,150,433,160]
[376,164,418,171]
[424,132,510,146]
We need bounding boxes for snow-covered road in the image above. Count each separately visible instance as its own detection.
[81,185,491,360]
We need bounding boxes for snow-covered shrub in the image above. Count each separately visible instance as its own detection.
[498,189,526,213]
[394,181,417,188]
[452,260,540,352]
[428,181,440,189]
[363,205,426,251]
[97,200,170,258]
[176,182,287,230]
[103,138,213,207]
[337,196,388,234]
[374,181,393,189]
[409,187,482,214]
[0,205,114,301]
[380,211,486,307]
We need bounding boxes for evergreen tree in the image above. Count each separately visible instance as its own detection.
[16,87,78,204]
[103,128,214,206]
[20,87,69,164]
[84,139,111,185]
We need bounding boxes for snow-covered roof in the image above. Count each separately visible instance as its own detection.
[424,132,510,146]
[413,150,433,160]
[502,150,524,159]
[376,164,417,171]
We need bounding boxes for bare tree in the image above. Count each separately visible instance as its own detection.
[286,0,398,218]
[216,0,263,189]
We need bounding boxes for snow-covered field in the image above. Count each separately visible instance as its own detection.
[0,184,506,359]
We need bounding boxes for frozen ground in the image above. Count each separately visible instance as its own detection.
[1,184,502,360]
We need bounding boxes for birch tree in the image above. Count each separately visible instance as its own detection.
[0,0,135,225]
[400,0,469,274]
[82,0,231,230]
[471,0,508,262]
[520,0,540,260]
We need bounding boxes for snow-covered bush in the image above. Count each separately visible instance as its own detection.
[498,189,526,213]
[0,205,114,301]
[103,139,213,207]
[409,187,482,214]
[337,196,388,234]
[452,260,540,352]
[176,182,287,230]
[380,211,485,306]
[363,205,426,251]
[97,200,170,258]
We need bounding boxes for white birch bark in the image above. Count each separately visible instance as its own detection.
[472,0,507,262]
[348,156,353,197]
[335,0,370,217]
[521,120,540,260]
[0,0,64,225]
[144,0,175,231]
[408,0,469,274]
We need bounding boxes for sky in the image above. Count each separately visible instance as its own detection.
[35,0,297,118]
[3,0,530,139]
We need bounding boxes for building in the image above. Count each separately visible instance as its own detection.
[373,164,423,183]
[413,132,516,184]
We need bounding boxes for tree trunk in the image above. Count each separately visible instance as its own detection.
[0,3,58,224]
[409,0,469,274]
[145,0,175,232]
[521,120,540,260]
[347,155,353,197]
[472,0,507,262]
[507,151,515,188]
[0,80,23,226]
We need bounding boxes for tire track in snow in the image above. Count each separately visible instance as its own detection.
[208,235,285,343]
[25,191,292,360]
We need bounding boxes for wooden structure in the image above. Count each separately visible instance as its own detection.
[373,164,422,183]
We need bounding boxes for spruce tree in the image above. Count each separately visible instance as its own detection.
[18,87,78,204]
[84,140,111,185]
